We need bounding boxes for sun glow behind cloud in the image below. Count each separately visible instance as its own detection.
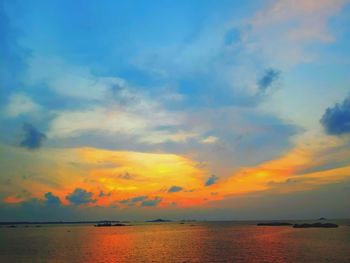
[1,145,211,208]
[2,128,350,211]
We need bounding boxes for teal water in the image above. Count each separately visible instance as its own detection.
[0,221,349,262]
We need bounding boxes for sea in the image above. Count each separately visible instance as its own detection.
[0,220,349,262]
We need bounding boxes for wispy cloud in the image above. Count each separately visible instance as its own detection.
[141,197,162,207]
[4,93,41,118]
[168,186,183,193]
[247,0,347,66]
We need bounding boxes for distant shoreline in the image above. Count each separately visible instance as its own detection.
[0,221,122,225]
[0,218,349,225]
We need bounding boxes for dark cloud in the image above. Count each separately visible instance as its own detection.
[168,185,183,193]
[141,197,162,207]
[20,123,46,149]
[257,69,280,92]
[66,188,96,205]
[44,192,61,206]
[205,175,219,187]
[131,196,147,202]
[119,195,147,206]
[320,95,350,135]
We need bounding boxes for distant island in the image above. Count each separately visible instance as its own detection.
[94,222,129,227]
[257,222,339,228]
[146,219,172,222]
[257,222,293,226]
[293,223,338,228]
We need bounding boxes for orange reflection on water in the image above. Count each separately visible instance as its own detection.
[78,224,294,262]
[1,223,349,263]
[252,226,293,263]
[79,227,135,262]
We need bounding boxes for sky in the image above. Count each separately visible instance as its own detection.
[1,0,350,221]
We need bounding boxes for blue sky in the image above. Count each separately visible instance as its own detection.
[1,0,350,221]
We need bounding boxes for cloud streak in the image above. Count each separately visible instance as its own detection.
[168,186,183,193]
[5,93,41,118]
[141,197,162,207]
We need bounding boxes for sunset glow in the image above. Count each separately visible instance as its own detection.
[1,0,350,221]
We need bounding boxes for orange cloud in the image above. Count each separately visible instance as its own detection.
[2,132,350,209]
[217,133,350,198]
[1,145,208,207]
[76,147,206,206]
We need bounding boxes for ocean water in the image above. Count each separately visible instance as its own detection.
[0,221,350,262]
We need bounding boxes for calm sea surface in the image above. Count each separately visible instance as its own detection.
[0,220,349,262]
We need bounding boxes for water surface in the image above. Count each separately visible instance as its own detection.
[1,221,349,262]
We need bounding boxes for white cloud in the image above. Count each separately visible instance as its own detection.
[24,53,211,144]
[25,55,204,144]
[48,105,188,144]
[246,0,347,66]
[4,93,41,118]
[201,136,219,144]
[131,0,347,102]
[27,56,126,101]
[140,130,199,144]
